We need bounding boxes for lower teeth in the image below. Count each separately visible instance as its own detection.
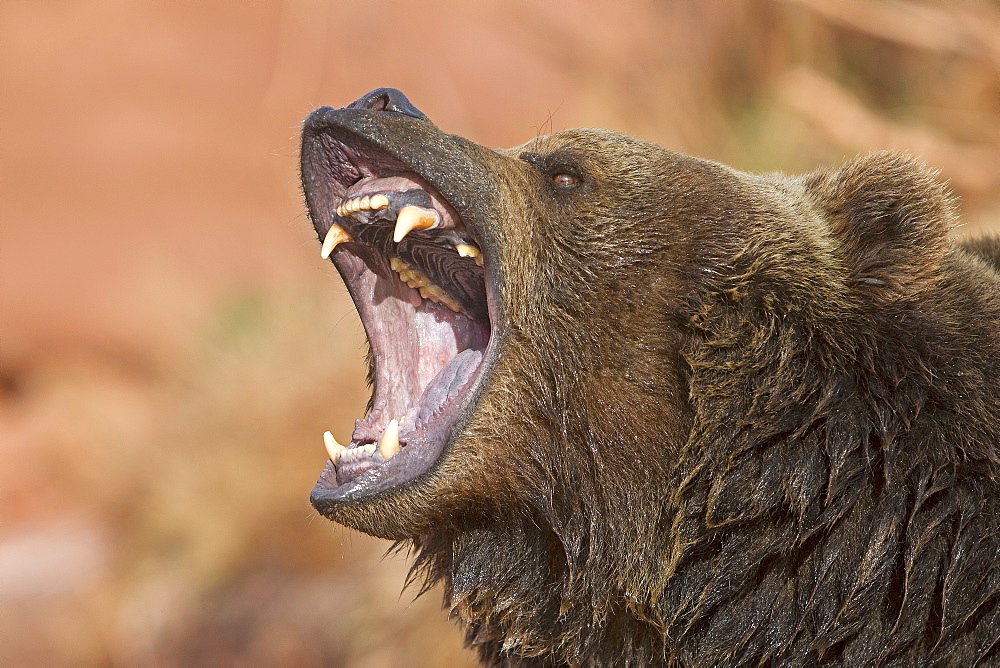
[391,259,462,312]
[321,348,483,468]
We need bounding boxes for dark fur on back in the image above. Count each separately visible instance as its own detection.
[401,153,1000,666]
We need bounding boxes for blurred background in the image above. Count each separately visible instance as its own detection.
[2,1,998,665]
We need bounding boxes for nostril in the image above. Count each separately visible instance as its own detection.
[346,88,428,121]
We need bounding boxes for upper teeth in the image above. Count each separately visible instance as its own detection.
[326,193,483,263]
[323,194,483,311]
[336,194,389,217]
[455,243,484,267]
[336,191,442,243]
[392,205,439,242]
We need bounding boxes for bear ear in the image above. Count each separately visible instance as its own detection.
[804,152,957,301]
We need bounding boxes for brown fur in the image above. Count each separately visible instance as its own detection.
[303,109,1000,665]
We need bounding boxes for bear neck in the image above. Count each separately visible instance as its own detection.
[407,246,1000,666]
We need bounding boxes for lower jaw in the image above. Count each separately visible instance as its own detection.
[311,339,493,504]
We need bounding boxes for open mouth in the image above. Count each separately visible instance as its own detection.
[301,121,495,501]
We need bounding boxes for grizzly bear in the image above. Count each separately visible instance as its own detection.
[300,88,1000,666]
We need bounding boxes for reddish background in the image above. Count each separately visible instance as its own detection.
[2,1,998,664]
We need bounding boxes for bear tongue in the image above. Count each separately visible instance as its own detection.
[350,347,484,445]
[406,348,483,427]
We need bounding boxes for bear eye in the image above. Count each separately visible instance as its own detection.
[552,173,580,187]
[519,151,584,189]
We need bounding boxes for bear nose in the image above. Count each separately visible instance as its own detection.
[345,88,428,121]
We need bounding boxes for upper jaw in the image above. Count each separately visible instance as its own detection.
[300,106,500,237]
[299,105,504,514]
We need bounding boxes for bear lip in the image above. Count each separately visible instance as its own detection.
[300,110,499,507]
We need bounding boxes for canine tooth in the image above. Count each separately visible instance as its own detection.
[393,205,439,242]
[378,419,401,459]
[320,224,352,259]
[324,431,346,450]
[455,244,481,258]
[370,194,389,210]
[324,431,346,462]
